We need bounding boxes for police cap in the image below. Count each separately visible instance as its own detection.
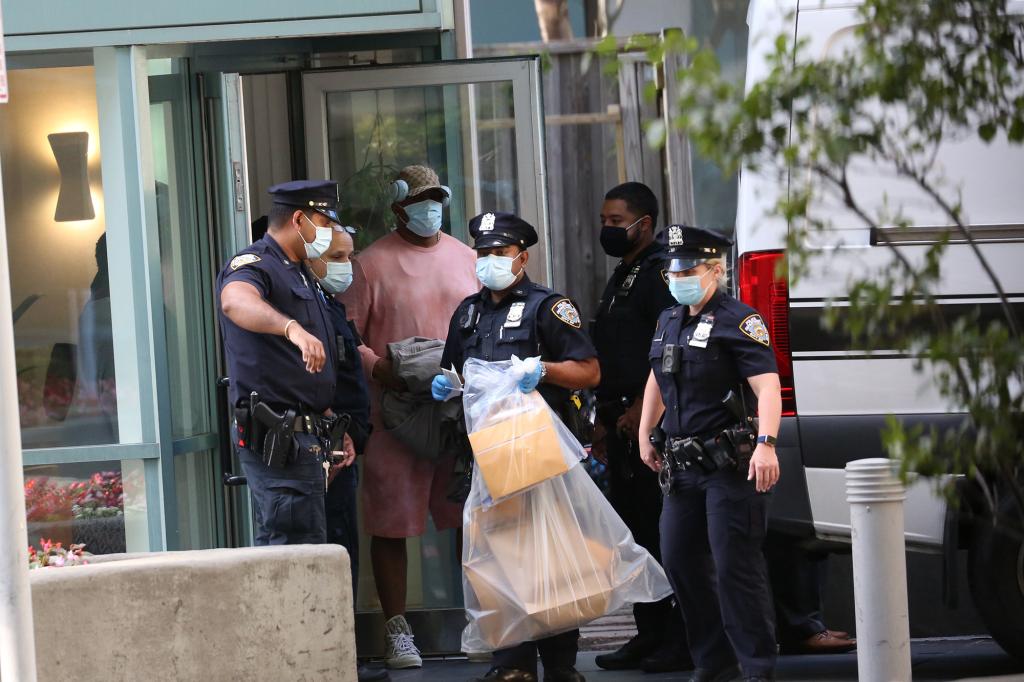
[468,212,538,250]
[269,180,341,224]
[657,224,733,272]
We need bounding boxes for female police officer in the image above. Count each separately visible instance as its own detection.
[638,225,782,682]
[432,211,600,682]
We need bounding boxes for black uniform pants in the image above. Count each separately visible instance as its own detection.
[239,442,327,546]
[765,535,828,644]
[326,462,360,598]
[600,416,686,644]
[660,467,776,677]
[492,629,579,677]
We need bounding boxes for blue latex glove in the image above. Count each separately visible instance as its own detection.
[431,374,454,401]
[518,360,543,393]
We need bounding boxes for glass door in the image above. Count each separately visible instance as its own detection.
[148,59,224,550]
[301,56,549,655]
[303,57,551,281]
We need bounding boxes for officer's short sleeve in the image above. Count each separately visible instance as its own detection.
[537,296,597,362]
[221,255,271,298]
[721,309,778,378]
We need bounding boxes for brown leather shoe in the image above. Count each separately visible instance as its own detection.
[827,629,850,640]
[785,631,856,655]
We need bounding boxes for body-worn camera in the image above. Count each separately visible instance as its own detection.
[661,344,681,374]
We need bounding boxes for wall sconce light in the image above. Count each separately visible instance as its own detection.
[48,132,95,222]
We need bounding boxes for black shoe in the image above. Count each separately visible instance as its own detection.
[640,642,694,673]
[594,634,661,670]
[543,666,585,682]
[471,667,538,682]
[689,664,741,682]
[357,663,390,681]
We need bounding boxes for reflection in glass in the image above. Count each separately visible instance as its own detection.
[326,82,519,249]
[74,233,118,443]
[0,65,119,448]
[151,85,212,440]
[23,462,127,556]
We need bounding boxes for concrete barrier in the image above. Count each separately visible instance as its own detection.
[28,545,356,681]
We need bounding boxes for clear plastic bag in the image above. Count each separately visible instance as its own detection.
[463,356,583,506]
[460,357,673,653]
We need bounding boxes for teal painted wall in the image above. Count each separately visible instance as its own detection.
[1,0,420,35]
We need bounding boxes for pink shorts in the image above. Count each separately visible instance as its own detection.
[360,426,464,538]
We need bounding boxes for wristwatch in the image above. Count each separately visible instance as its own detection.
[756,434,777,447]
[538,361,548,383]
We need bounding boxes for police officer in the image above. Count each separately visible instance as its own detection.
[218,180,350,546]
[432,212,600,682]
[639,225,782,682]
[305,224,390,682]
[590,182,690,673]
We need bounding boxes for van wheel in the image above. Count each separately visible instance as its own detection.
[967,499,1024,661]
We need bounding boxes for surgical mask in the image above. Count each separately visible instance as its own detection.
[300,214,333,258]
[403,200,443,237]
[668,269,714,306]
[315,260,353,294]
[599,215,646,257]
[475,253,523,291]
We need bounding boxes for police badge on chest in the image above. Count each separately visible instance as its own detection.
[504,301,526,328]
[689,313,715,349]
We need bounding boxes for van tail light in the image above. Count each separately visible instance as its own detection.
[737,250,796,416]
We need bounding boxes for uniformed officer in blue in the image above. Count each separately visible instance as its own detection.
[431,211,600,682]
[638,225,782,682]
[217,179,343,546]
[305,223,391,682]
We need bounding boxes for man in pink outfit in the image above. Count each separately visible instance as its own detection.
[340,165,479,669]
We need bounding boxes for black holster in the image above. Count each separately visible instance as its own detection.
[253,402,296,468]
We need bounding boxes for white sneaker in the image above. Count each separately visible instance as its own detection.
[384,614,422,669]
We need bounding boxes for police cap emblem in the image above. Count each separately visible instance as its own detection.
[230,254,261,271]
[480,213,496,232]
[668,225,684,247]
[551,298,582,328]
[739,314,770,347]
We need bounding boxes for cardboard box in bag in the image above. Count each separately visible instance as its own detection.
[468,394,567,499]
[464,497,613,647]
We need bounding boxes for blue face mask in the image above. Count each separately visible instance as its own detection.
[475,252,523,291]
[316,260,353,294]
[668,269,713,306]
[403,200,443,237]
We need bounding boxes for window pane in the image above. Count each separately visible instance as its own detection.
[0,65,120,448]
[174,450,218,550]
[24,462,128,557]
[324,80,519,249]
[151,71,213,439]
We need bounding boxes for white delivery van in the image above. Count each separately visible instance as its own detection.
[736,0,1024,658]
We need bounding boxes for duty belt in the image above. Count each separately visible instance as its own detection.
[656,424,756,495]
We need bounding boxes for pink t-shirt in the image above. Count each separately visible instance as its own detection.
[341,230,479,378]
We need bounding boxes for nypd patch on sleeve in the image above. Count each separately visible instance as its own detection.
[739,314,770,347]
[551,298,582,328]
[230,254,261,271]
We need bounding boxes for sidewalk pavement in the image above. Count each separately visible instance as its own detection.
[384,637,1024,682]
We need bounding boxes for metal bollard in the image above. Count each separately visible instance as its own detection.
[846,458,912,682]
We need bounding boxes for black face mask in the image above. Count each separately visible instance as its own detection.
[599,216,646,257]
